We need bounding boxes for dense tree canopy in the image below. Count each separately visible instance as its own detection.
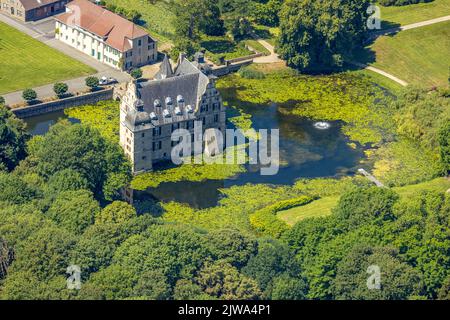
[0,173,38,205]
[47,190,100,234]
[332,246,423,299]
[438,122,450,174]
[0,97,449,300]
[25,121,130,199]
[278,0,371,72]
[251,0,283,27]
[0,106,29,172]
[96,201,137,225]
[195,260,261,299]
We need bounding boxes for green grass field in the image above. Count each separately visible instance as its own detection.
[278,178,450,226]
[277,195,339,226]
[200,36,254,63]
[363,21,450,87]
[380,0,450,28]
[103,0,175,44]
[0,22,94,95]
[243,39,271,55]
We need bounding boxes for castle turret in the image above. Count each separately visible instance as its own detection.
[155,55,173,80]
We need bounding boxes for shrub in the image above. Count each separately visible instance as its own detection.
[130,68,143,79]
[53,82,68,98]
[85,77,99,91]
[0,96,5,105]
[22,89,37,102]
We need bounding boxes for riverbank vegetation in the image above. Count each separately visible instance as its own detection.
[130,153,246,190]
[65,101,120,143]
[218,66,393,146]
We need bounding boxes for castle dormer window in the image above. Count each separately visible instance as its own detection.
[163,109,171,118]
[154,99,161,108]
[165,97,173,105]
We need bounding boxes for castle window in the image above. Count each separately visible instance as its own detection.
[202,118,206,125]
[214,114,219,123]
[142,156,146,160]
[152,141,162,151]
[171,123,180,132]
[142,133,145,137]
[153,127,161,136]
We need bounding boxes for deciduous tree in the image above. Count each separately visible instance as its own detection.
[0,106,29,171]
[278,0,370,72]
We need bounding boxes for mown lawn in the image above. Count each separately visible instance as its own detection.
[0,22,94,95]
[201,36,254,63]
[277,196,339,226]
[103,0,175,44]
[365,21,450,87]
[243,39,270,55]
[277,177,450,226]
[380,0,450,28]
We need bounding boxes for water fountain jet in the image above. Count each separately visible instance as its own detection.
[313,121,330,130]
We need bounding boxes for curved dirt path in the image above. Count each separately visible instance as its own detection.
[251,38,282,64]
[349,61,408,87]
[371,15,450,39]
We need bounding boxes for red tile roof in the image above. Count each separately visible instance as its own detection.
[55,0,150,52]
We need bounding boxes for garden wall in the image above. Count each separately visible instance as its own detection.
[12,88,114,118]
[226,53,264,64]
[212,60,254,77]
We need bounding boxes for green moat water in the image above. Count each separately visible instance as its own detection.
[25,101,365,208]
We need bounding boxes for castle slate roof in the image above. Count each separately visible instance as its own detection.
[155,55,174,80]
[138,57,210,114]
[125,56,212,129]
[125,108,152,127]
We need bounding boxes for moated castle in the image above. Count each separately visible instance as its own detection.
[119,53,226,173]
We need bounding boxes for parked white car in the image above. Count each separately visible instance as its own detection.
[99,76,117,86]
